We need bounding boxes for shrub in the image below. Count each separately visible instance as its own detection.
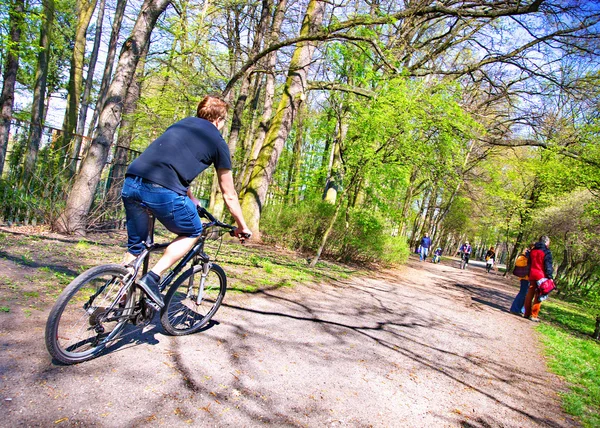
[261,202,409,265]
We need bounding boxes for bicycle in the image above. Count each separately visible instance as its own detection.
[459,252,470,269]
[45,206,245,365]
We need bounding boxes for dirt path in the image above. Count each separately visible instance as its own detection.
[0,251,576,427]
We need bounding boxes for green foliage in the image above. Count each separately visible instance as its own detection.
[531,191,600,298]
[261,201,409,265]
[440,196,474,238]
[0,130,72,226]
[4,0,75,95]
[260,199,336,253]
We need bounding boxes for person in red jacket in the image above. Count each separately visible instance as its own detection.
[523,235,554,322]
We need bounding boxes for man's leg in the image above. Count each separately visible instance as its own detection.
[121,176,150,266]
[151,236,199,277]
[122,252,137,265]
[133,184,202,307]
[531,291,542,319]
[523,282,536,318]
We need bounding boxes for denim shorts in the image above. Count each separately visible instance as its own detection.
[121,176,202,255]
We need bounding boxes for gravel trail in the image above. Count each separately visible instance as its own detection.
[0,256,576,427]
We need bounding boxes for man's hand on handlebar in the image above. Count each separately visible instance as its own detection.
[233,227,252,243]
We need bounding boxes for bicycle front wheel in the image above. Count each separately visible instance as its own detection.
[161,263,227,336]
[45,264,134,364]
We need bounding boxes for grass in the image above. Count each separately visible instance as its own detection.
[538,298,600,427]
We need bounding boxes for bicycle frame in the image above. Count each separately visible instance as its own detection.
[125,208,232,299]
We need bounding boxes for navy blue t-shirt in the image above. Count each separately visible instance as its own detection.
[126,117,232,195]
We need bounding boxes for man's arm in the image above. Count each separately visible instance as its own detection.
[216,168,252,237]
[187,188,201,206]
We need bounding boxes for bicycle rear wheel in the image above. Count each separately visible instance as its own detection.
[161,263,226,336]
[45,264,133,364]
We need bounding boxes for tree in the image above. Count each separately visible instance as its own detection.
[87,0,127,136]
[0,0,25,176]
[62,0,97,175]
[23,0,55,186]
[240,0,326,236]
[56,0,172,234]
[70,0,106,176]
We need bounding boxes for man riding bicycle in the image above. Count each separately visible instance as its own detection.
[459,241,472,269]
[121,96,252,308]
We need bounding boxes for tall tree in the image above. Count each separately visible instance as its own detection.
[105,40,149,206]
[87,0,127,136]
[240,0,326,235]
[23,0,55,185]
[70,0,106,176]
[0,0,25,177]
[56,0,172,234]
[62,0,97,175]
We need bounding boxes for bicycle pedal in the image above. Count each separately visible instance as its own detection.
[144,298,161,312]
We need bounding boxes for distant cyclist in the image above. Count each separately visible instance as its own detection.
[432,248,442,263]
[459,241,472,269]
[485,246,496,273]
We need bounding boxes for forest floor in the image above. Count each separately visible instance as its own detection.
[0,226,578,427]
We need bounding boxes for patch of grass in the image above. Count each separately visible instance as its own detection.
[0,276,19,290]
[23,291,39,299]
[75,240,91,250]
[537,323,600,427]
[53,271,76,286]
[542,300,597,336]
[0,306,9,313]
[537,298,600,427]
[37,267,76,286]
[20,252,35,266]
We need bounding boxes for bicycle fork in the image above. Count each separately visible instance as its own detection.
[188,262,211,305]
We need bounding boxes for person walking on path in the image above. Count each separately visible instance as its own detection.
[524,236,554,322]
[510,245,532,315]
[458,241,472,269]
[485,246,496,273]
[420,233,432,261]
[121,96,252,308]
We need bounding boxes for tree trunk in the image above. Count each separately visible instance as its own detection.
[399,167,419,237]
[63,0,98,175]
[285,103,304,204]
[240,0,325,235]
[323,106,347,204]
[593,316,600,341]
[310,195,344,268]
[0,0,25,177]
[56,0,171,234]
[71,0,106,175]
[87,0,127,136]
[227,0,271,156]
[23,0,54,185]
[237,0,287,193]
[105,41,149,206]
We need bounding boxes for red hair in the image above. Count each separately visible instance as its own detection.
[196,96,229,122]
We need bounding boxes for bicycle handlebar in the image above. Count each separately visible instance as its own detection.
[197,206,233,229]
[196,206,251,242]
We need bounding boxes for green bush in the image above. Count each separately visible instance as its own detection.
[261,202,409,265]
